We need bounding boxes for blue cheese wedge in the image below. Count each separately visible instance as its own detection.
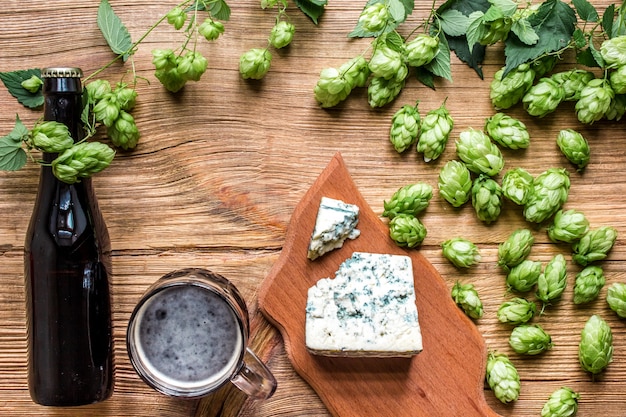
[305,252,423,357]
[307,197,360,260]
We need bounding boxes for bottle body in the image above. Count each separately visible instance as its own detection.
[24,68,114,406]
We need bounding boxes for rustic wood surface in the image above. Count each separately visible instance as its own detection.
[0,1,625,416]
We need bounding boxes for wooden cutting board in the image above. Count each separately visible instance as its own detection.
[258,153,501,417]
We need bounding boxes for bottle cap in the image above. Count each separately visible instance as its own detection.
[41,67,83,78]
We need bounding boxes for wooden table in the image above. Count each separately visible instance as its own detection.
[1,1,625,416]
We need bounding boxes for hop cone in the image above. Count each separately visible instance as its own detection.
[509,324,553,355]
[575,78,615,124]
[441,237,481,268]
[486,352,520,403]
[51,142,116,184]
[498,228,534,270]
[198,19,225,41]
[92,93,120,127]
[536,254,568,305]
[388,214,427,247]
[532,55,558,78]
[314,67,353,108]
[456,129,504,176]
[497,298,536,325]
[541,387,580,417]
[389,104,420,153]
[579,314,613,375]
[152,49,186,93]
[547,209,589,244]
[358,3,389,32]
[572,226,618,266]
[604,93,626,120]
[417,100,454,162]
[523,168,570,224]
[368,42,404,80]
[107,110,140,150]
[269,21,295,49]
[506,260,542,293]
[501,167,533,205]
[21,74,43,93]
[85,79,112,102]
[484,113,530,150]
[557,129,590,170]
[178,51,208,82]
[471,174,502,224]
[479,17,513,45]
[522,77,565,117]
[382,182,432,218]
[240,48,272,80]
[368,75,405,108]
[609,64,626,94]
[573,266,606,305]
[30,121,73,153]
[490,64,535,110]
[405,34,439,67]
[340,55,371,89]
[438,160,472,207]
[551,69,595,101]
[600,35,626,67]
[114,83,137,111]
[451,281,483,319]
[607,282,626,318]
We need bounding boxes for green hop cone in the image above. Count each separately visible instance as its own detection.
[490,64,535,110]
[166,6,186,30]
[536,254,568,305]
[456,129,504,177]
[572,226,618,266]
[21,74,43,94]
[178,51,208,82]
[573,265,606,305]
[556,129,590,171]
[604,93,626,121]
[85,79,112,103]
[541,387,580,417]
[509,324,553,355]
[198,19,225,41]
[532,56,558,79]
[107,110,140,150]
[523,168,570,224]
[358,2,389,33]
[609,65,626,94]
[522,77,565,117]
[451,281,483,319]
[438,160,472,207]
[388,213,427,248]
[441,237,481,268]
[92,93,120,127]
[579,314,613,375]
[502,167,533,205]
[30,121,73,153]
[471,174,502,224]
[607,282,626,318]
[551,69,595,101]
[340,55,371,89]
[498,228,534,270]
[51,142,116,184]
[417,99,454,162]
[239,48,272,80]
[389,103,420,153]
[506,260,542,293]
[382,182,432,219]
[405,34,439,67]
[367,75,405,108]
[269,21,295,49]
[575,78,615,124]
[479,16,513,46]
[547,209,589,244]
[600,35,626,67]
[368,41,404,80]
[113,83,137,112]
[152,49,186,93]
[313,67,353,108]
[484,113,530,150]
[486,351,520,403]
[497,298,536,325]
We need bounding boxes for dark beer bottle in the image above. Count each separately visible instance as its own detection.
[24,67,114,406]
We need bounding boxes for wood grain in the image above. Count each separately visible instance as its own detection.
[1,0,626,416]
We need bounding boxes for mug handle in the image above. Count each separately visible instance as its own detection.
[230,348,277,399]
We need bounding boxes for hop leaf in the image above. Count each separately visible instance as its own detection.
[451,281,483,319]
[51,142,116,184]
[442,237,481,268]
[486,351,520,403]
[382,182,432,219]
[438,160,472,207]
[579,314,613,375]
[540,387,580,417]
[509,324,553,355]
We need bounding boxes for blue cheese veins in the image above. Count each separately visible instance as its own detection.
[305,252,423,357]
[307,197,360,260]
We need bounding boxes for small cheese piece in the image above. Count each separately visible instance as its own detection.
[307,197,360,260]
[305,252,423,357]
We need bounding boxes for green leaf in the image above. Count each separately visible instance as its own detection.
[425,33,452,81]
[440,9,471,36]
[0,68,43,109]
[7,115,29,142]
[97,0,133,61]
[415,67,436,89]
[510,18,538,46]
[466,11,486,51]
[389,0,408,23]
[602,4,614,37]
[576,47,601,67]
[295,0,327,24]
[503,0,576,75]
[207,0,231,20]
[572,0,598,22]
[611,3,626,37]
[0,116,28,171]
[489,0,518,17]
[483,5,505,22]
